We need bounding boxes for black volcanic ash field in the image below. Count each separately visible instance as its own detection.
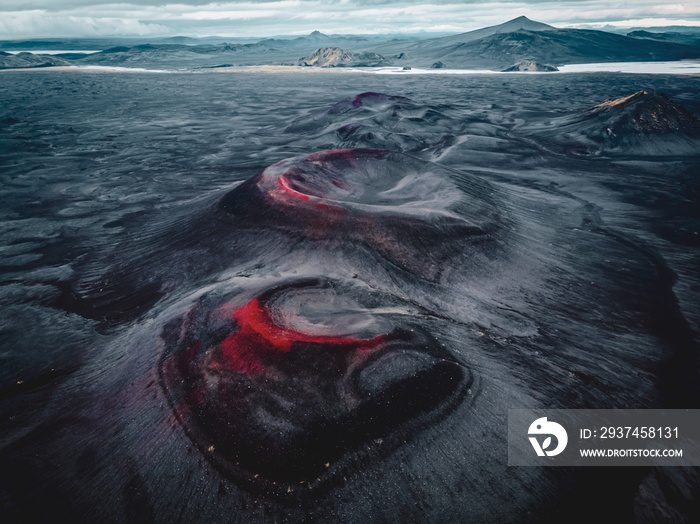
[0,71,699,522]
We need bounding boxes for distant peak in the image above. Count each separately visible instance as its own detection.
[497,16,554,31]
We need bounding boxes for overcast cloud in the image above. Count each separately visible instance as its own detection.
[1,1,698,39]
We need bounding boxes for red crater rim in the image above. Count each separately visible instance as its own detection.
[220,297,386,374]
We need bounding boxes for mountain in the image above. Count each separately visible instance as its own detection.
[297,47,385,67]
[365,16,700,69]
[0,40,67,50]
[306,30,333,42]
[259,31,330,47]
[370,15,554,54]
[257,31,377,54]
[158,36,201,45]
[442,28,698,68]
[2,17,698,71]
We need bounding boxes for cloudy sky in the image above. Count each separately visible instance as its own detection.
[1,1,698,39]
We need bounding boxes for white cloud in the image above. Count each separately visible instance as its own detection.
[0,1,698,38]
[0,10,169,38]
[654,4,688,13]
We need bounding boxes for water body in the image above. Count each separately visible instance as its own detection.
[5,50,103,55]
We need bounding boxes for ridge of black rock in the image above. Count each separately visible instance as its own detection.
[588,90,699,135]
[526,90,700,156]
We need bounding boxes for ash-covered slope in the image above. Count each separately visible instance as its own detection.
[0,51,70,69]
[285,92,461,153]
[527,90,700,155]
[297,47,385,67]
[282,91,526,162]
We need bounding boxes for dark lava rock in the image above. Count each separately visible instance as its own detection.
[527,89,700,155]
[588,90,699,135]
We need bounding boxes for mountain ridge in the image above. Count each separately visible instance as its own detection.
[365,18,700,69]
[1,17,698,71]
